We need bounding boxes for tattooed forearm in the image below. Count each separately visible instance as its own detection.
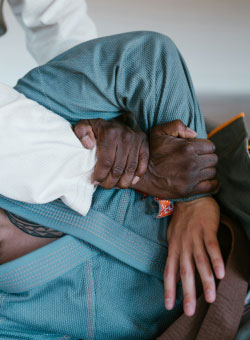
[5,211,64,238]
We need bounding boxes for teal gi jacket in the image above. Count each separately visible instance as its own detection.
[0,31,206,339]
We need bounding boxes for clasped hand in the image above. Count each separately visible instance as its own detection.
[74,118,219,198]
[74,117,224,316]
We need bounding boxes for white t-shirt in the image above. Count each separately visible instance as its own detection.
[0,0,98,215]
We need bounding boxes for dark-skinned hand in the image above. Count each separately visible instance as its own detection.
[74,118,149,189]
[132,120,219,198]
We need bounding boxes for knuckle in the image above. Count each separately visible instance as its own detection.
[119,181,130,189]
[102,159,114,170]
[208,168,216,178]
[98,139,112,150]
[204,279,214,290]
[195,254,206,267]
[208,140,216,151]
[126,162,138,174]
[95,173,106,182]
[164,264,171,277]
[187,159,198,171]
[140,150,149,162]
[180,267,191,278]
[122,132,133,144]
[107,127,118,138]
[206,239,218,250]
[101,182,114,189]
[136,167,146,177]
[168,243,179,258]
[184,143,195,154]
[183,293,193,302]
[213,153,219,164]
[164,289,173,299]
[174,119,184,129]
[213,257,222,268]
[112,166,124,177]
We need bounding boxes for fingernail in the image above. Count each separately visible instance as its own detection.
[185,303,194,316]
[216,267,225,279]
[132,176,140,185]
[81,135,94,149]
[186,127,197,137]
[93,181,100,186]
[205,290,215,303]
[165,298,173,310]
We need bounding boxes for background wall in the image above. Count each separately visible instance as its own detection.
[88,0,250,96]
[0,0,249,125]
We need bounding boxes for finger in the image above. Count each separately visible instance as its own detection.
[74,121,96,149]
[117,144,139,188]
[152,120,197,138]
[199,167,217,181]
[198,154,218,169]
[92,140,117,184]
[204,232,225,280]
[194,139,216,155]
[192,179,219,195]
[164,244,179,310]
[193,237,216,303]
[101,143,130,189]
[132,138,149,185]
[180,251,196,316]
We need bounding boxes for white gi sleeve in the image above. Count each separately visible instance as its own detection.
[7,0,97,64]
[0,83,97,215]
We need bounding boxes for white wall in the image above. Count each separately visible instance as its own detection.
[0,0,249,95]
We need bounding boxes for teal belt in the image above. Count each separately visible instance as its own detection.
[0,195,167,293]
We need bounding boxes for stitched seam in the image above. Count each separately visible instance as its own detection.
[0,293,6,323]
[47,201,162,256]
[58,335,71,340]
[14,197,159,257]
[2,198,164,266]
[0,247,91,285]
[0,241,78,278]
[86,261,95,340]
[2,199,165,270]
[3,258,85,292]
[117,190,130,224]
[2,252,82,286]
[35,199,162,256]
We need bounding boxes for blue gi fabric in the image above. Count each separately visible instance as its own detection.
[0,31,207,339]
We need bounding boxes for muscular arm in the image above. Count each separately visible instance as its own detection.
[0,209,59,265]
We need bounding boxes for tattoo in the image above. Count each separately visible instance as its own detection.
[5,211,64,238]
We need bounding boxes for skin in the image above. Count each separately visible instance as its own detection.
[131,121,218,198]
[74,119,219,198]
[74,118,149,188]
[75,118,224,316]
[0,208,56,264]
[0,118,224,317]
[164,196,224,316]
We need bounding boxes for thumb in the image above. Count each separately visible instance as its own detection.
[74,121,96,150]
[152,120,197,138]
